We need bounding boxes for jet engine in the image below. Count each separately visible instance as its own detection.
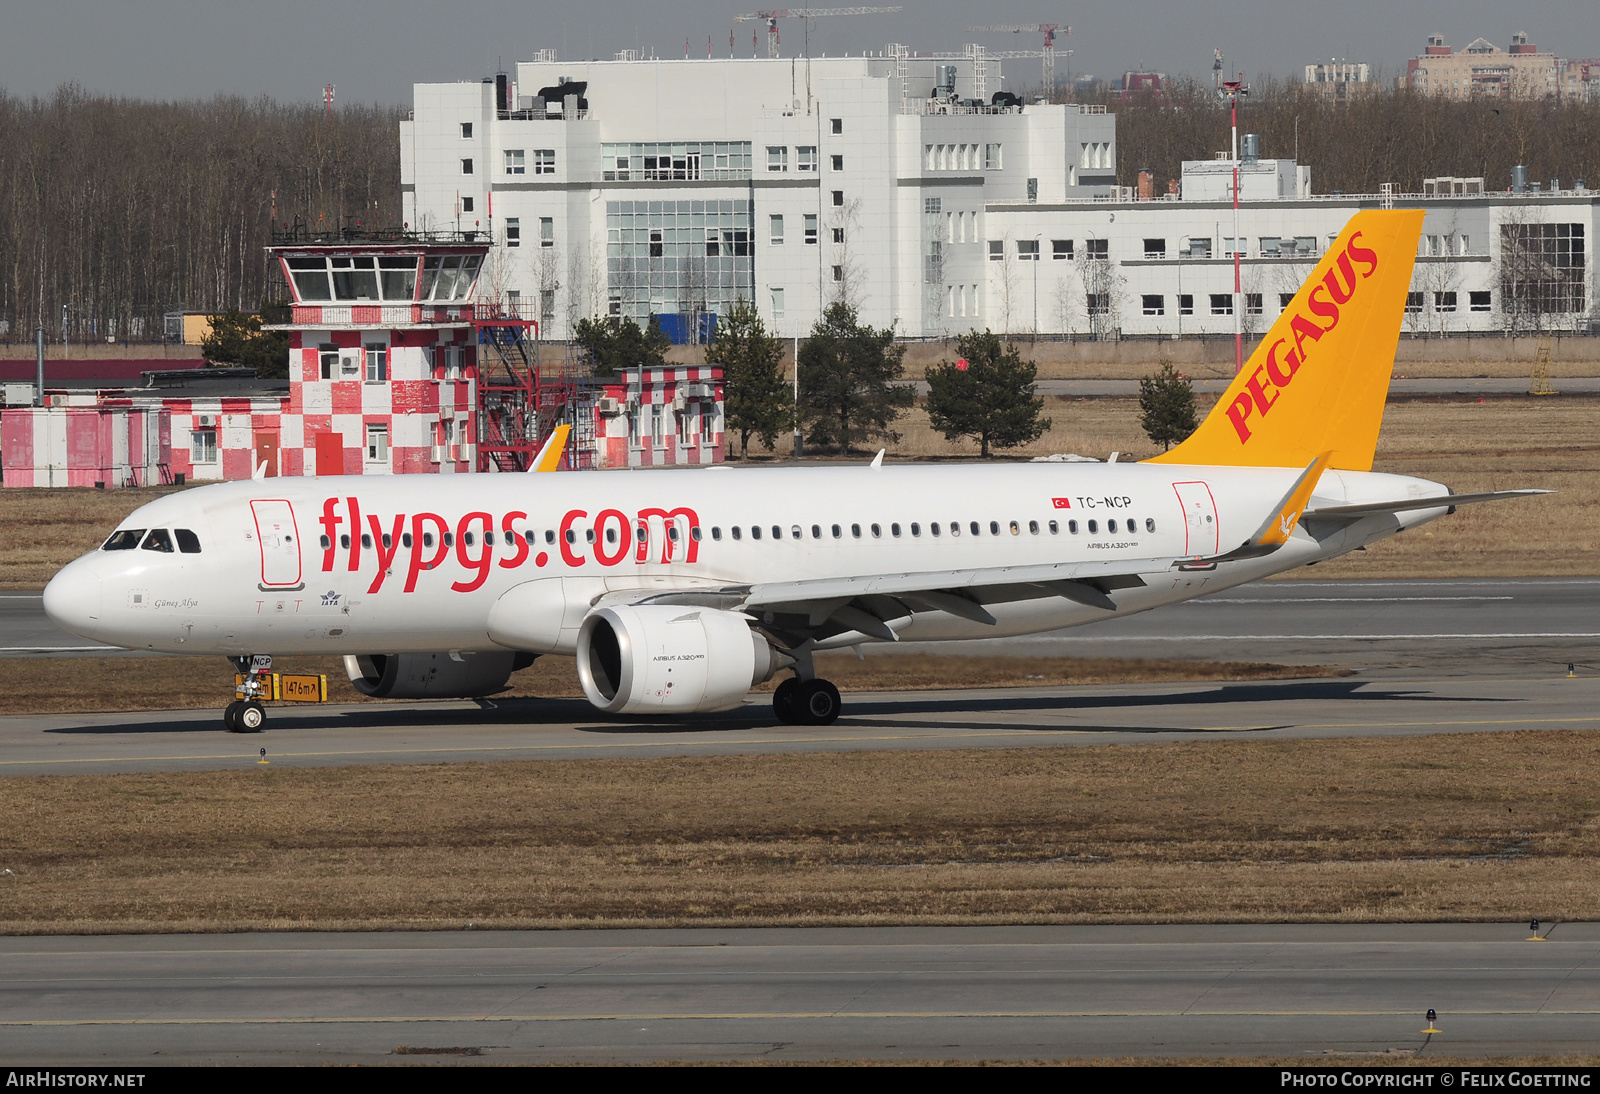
[576,605,777,714]
[343,651,536,699]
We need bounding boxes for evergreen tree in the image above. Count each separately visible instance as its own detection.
[925,330,1051,457]
[1138,361,1199,451]
[201,307,289,378]
[573,314,671,373]
[706,299,792,459]
[797,303,913,453]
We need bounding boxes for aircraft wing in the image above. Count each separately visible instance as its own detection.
[594,554,1189,646]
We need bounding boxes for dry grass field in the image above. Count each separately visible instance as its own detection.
[2,730,1595,933]
[0,653,1336,716]
[0,393,1589,587]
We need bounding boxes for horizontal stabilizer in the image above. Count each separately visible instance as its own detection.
[1304,489,1549,520]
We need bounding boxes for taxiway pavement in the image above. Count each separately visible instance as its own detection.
[0,670,1593,776]
[3,924,1596,1064]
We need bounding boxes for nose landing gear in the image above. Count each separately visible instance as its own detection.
[225,655,272,733]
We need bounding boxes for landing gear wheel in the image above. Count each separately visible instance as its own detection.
[796,679,842,726]
[773,677,803,725]
[236,701,266,733]
[223,701,242,732]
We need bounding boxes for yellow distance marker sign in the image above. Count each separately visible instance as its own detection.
[273,673,328,703]
[234,673,327,703]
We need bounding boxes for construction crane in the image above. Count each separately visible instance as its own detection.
[734,7,903,58]
[967,23,1072,89]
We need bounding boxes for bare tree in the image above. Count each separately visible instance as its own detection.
[828,198,865,309]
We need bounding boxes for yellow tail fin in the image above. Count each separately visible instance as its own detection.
[1148,209,1423,471]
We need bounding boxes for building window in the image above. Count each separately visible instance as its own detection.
[797,146,817,172]
[831,154,844,171]
[1178,294,1194,316]
[984,143,1002,170]
[831,265,843,282]
[649,230,663,258]
[460,122,472,138]
[318,343,338,380]
[1246,293,1263,315]
[988,240,1003,261]
[1085,239,1108,261]
[767,145,788,172]
[1186,238,1213,258]
[191,428,217,464]
[1279,292,1295,309]
[539,217,553,248]
[1052,239,1073,260]
[461,197,474,213]
[366,424,389,462]
[364,344,387,382]
[1017,239,1039,261]
[1405,292,1425,314]
[1142,295,1165,316]
[1087,293,1109,315]
[830,118,842,134]
[540,289,555,324]
[705,228,721,258]
[462,158,473,175]
[1027,177,1037,203]
[924,197,941,214]
[505,218,520,247]
[1143,238,1166,259]
[832,227,845,244]
[770,214,784,244]
[804,214,818,244]
[1434,291,1458,313]
[504,149,525,175]
[1210,294,1233,316]
[1470,291,1492,312]
[533,149,556,174]
[831,190,844,207]
[1260,237,1282,257]
[771,287,784,319]
[651,404,664,446]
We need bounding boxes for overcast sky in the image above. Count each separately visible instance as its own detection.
[4,1,1595,106]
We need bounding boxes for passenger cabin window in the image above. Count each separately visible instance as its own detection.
[103,529,145,551]
[140,529,174,553]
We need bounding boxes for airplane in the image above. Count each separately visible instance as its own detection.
[42,209,1542,732]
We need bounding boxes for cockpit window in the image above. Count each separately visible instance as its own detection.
[103,529,145,551]
[140,529,175,553]
[175,529,202,554]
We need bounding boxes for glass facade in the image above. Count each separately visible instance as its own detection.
[601,142,753,181]
[606,200,755,322]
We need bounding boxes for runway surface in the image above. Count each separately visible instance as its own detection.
[5,578,1599,670]
[3,925,1596,1064]
[1,670,1593,776]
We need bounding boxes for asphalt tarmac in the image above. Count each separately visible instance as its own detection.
[1,670,1594,776]
[3,925,1596,1064]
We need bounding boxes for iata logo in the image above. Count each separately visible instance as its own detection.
[1225,231,1380,444]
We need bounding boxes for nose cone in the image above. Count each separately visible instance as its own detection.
[43,558,104,640]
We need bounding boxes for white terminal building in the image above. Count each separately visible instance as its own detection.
[403,52,1596,342]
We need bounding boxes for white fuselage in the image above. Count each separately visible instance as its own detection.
[43,462,1451,657]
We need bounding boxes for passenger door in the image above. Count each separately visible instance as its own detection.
[250,499,304,589]
[1172,481,1219,557]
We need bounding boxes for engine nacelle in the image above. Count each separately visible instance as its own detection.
[344,651,535,699]
[576,605,775,714]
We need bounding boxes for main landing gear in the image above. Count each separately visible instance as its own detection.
[225,654,271,733]
[772,676,842,726]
